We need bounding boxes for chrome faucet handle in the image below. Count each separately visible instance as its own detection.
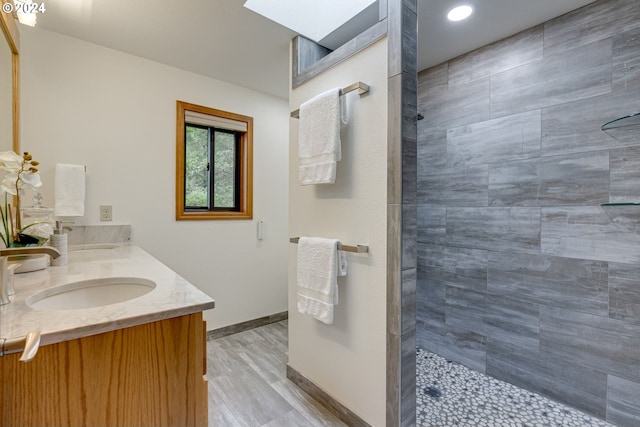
[0,247,61,305]
[0,330,41,362]
[0,246,62,259]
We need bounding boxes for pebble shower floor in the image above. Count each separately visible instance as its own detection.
[416,348,614,427]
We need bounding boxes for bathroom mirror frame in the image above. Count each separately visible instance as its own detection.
[0,0,19,153]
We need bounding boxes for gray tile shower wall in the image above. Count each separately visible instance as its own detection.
[388,1,418,426]
[416,0,640,425]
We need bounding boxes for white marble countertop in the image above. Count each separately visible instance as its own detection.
[0,244,215,346]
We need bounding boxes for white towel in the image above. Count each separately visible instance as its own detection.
[296,237,348,324]
[54,163,85,216]
[298,88,348,185]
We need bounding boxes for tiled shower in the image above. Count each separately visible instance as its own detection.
[416,0,640,425]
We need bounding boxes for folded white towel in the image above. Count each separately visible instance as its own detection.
[296,237,348,324]
[298,88,348,185]
[54,163,85,217]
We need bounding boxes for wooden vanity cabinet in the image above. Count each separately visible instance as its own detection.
[0,312,208,427]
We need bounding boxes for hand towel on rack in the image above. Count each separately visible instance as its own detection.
[298,87,347,185]
[54,163,86,217]
[296,236,348,324]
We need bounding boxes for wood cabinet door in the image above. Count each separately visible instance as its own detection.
[0,313,208,427]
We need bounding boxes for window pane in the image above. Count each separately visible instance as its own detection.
[177,101,253,220]
[185,125,209,208]
[213,131,236,208]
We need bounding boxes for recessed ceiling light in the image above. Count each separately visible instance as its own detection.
[447,5,473,22]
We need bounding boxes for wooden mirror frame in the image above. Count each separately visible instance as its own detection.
[0,0,19,153]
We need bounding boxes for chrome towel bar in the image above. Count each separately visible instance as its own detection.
[289,237,369,253]
[290,82,370,118]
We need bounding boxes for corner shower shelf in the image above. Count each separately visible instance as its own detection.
[601,112,640,130]
[600,113,640,206]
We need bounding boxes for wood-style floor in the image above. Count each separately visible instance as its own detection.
[207,320,348,427]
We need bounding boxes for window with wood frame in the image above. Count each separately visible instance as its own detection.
[176,101,253,220]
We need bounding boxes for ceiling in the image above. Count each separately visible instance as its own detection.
[33,0,597,99]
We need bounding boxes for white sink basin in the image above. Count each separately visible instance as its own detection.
[27,277,156,311]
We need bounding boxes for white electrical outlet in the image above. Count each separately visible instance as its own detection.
[100,205,112,221]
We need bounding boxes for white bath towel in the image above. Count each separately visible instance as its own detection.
[54,163,85,217]
[298,88,347,185]
[296,237,348,324]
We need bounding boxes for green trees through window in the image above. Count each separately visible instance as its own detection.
[176,101,253,220]
[185,126,208,207]
[185,125,238,209]
[213,130,237,208]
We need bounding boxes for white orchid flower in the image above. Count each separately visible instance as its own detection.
[0,175,17,195]
[0,169,42,195]
[0,151,43,247]
[0,151,24,173]
[19,170,42,188]
[0,151,42,195]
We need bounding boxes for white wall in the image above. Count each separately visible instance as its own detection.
[19,27,289,329]
[288,38,388,426]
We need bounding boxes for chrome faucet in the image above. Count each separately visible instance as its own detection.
[0,246,61,305]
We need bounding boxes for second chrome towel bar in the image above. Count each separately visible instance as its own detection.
[290,82,370,118]
[289,237,369,253]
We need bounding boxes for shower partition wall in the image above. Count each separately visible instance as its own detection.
[416,0,640,426]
